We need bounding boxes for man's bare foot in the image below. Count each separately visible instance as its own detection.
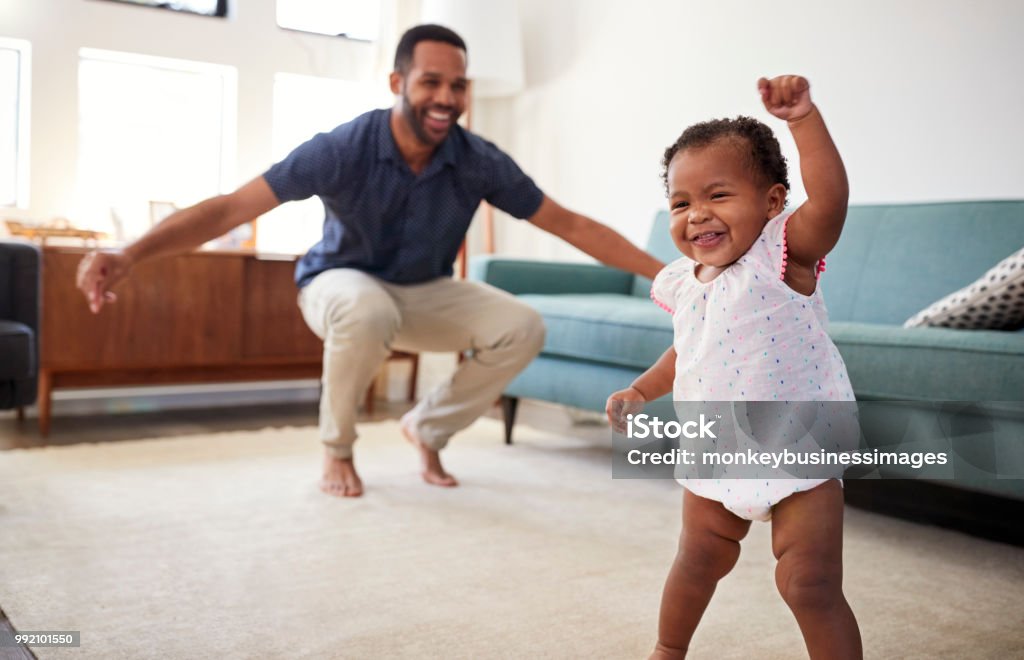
[400,415,458,487]
[320,452,364,497]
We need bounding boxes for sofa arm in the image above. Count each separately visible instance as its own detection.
[0,240,40,408]
[469,256,635,295]
[0,240,40,334]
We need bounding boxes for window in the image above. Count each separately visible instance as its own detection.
[276,0,381,41]
[257,73,391,254]
[98,0,228,18]
[0,38,30,209]
[76,49,236,242]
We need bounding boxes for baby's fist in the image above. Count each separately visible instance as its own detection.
[606,386,646,435]
[758,75,813,122]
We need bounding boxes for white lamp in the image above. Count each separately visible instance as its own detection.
[420,0,525,254]
[420,0,525,98]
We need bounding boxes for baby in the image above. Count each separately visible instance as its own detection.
[607,76,862,658]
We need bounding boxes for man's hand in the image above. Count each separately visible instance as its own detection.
[606,386,647,435]
[758,75,813,122]
[76,250,133,313]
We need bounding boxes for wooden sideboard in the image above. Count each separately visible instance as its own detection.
[39,247,324,435]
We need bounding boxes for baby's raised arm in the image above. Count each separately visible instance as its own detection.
[759,76,849,284]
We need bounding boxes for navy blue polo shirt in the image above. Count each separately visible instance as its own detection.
[263,108,545,287]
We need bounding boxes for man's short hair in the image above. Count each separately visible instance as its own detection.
[394,24,467,74]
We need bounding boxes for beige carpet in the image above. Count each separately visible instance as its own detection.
[1,419,1022,659]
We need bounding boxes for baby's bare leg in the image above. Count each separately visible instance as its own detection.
[771,480,862,659]
[652,489,751,659]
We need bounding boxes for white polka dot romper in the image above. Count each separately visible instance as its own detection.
[650,210,855,521]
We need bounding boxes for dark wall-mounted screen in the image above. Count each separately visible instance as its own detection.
[97,0,228,18]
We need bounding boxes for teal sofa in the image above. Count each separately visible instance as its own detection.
[472,201,1024,506]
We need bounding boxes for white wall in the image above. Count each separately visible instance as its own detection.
[0,0,433,412]
[4,0,1022,257]
[0,0,418,224]
[475,0,1024,262]
[4,0,1019,412]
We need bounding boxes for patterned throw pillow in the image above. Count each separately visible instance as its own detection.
[903,246,1024,330]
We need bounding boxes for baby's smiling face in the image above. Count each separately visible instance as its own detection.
[667,138,787,269]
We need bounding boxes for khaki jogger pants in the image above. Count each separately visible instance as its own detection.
[297,269,546,459]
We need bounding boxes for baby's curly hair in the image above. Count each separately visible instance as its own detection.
[661,116,789,196]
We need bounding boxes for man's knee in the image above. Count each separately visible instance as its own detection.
[775,552,843,613]
[323,289,400,342]
[522,306,546,354]
[503,304,546,355]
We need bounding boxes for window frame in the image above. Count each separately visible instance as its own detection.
[0,37,31,209]
[78,47,238,195]
[275,0,382,42]
[76,48,238,242]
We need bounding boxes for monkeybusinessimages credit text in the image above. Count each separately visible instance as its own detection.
[622,413,949,471]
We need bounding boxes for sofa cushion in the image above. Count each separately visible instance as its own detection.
[903,246,1024,330]
[519,293,673,370]
[821,201,1024,324]
[829,322,1024,400]
[0,320,34,380]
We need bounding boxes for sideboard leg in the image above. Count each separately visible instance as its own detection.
[37,370,52,437]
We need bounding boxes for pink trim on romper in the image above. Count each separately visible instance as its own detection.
[651,288,675,314]
[779,214,827,280]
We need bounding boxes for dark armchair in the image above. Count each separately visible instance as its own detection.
[0,239,40,416]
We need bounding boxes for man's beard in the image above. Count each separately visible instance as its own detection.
[401,90,454,147]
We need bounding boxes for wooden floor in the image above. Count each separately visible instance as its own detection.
[0,400,324,451]
[0,397,600,451]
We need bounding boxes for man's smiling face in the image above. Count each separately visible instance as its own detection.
[395,40,468,147]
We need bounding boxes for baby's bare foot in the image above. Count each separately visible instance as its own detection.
[320,452,364,497]
[400,415,458,487]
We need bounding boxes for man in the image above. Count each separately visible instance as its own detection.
[77,24,663,497]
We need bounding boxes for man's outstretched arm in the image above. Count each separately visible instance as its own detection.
[76,176,281,313]
[528,195,663,280]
